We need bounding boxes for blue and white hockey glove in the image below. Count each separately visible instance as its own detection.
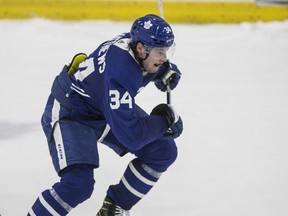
[154,61,182,92]
[165,116,183,139]
[151,104,183,139]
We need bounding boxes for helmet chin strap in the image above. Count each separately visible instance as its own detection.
[138,51,149,63]
[137,52,149,71]
[130,42,149,70]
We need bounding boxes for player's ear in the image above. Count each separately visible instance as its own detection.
[136,42,146,59]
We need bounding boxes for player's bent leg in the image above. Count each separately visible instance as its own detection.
[105,138,177,211]
[28,165,95,216]
[135,138,178,172]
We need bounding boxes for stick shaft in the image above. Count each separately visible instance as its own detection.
[158,0,171,105]
[166,84,171,105]
[158,0,165,19]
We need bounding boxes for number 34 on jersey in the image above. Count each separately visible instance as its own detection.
[72,57,133,111]
[109,90,133,110]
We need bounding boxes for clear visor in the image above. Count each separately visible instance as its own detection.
[144,42,176,60]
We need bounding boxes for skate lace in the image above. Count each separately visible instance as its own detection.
[115,205,130,216]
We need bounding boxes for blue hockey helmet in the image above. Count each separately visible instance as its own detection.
[130,14,174,48]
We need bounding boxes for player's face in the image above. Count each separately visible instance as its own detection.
[136,43,174,73]
[143,47,169,73]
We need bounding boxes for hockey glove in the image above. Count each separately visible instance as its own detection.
[165,116,183,139]
[151,104,183,139]
[151,103,178,126]
[154,61,182,92]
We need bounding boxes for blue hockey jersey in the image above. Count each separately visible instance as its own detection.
[51,33,170,151]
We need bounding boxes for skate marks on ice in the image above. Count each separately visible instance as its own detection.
[0,121,39,140]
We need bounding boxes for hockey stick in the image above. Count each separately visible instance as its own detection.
[163,70,176,135]
[166,84,171,105]
[158,0,165,20]
[162,68,176,105]
[158,0,172,105]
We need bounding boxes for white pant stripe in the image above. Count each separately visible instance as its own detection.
[51,98,60,126]
[128,162,156,186]
[51,99,67,170]
[121,176,145,198]
[53,123,67,170]
[39,194,61,216]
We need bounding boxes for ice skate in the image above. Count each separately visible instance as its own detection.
[97,197,130,216]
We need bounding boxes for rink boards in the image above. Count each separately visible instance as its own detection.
[0,0,288,23]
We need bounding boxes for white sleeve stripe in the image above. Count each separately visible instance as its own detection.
[28,208,36,216]
[50,188,73,213]
[39,194,61,216]
[71,83,85,93]
[128,162,156,186]
[121,176,145,198]
[70,84,90,97]
[71,86,90,97]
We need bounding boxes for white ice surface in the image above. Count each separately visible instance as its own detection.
[0,19,288,216]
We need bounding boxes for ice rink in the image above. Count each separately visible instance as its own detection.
[0,19,288,215]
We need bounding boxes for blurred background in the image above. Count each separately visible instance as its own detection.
[0,0,288,23]
[1,1,288,216]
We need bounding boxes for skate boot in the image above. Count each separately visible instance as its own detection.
[96,196,130,216]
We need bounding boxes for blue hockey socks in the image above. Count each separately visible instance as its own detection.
[28,165,95,216]
[107,159,163,210]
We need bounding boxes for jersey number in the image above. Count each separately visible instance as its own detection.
[110,90,132,109]
[74,58,95,81]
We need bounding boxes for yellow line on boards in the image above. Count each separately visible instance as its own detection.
[0,0,288,23]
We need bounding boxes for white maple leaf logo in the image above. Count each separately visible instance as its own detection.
[144,20,153,29]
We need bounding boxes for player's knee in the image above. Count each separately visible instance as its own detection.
[162,138,178,168]
[59,165,95,206]
[145,138,178,172]
[70,175,94,203]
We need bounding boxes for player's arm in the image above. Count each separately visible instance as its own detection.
[102,81,170,150]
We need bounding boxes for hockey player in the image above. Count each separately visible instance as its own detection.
[28,14,183,216]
